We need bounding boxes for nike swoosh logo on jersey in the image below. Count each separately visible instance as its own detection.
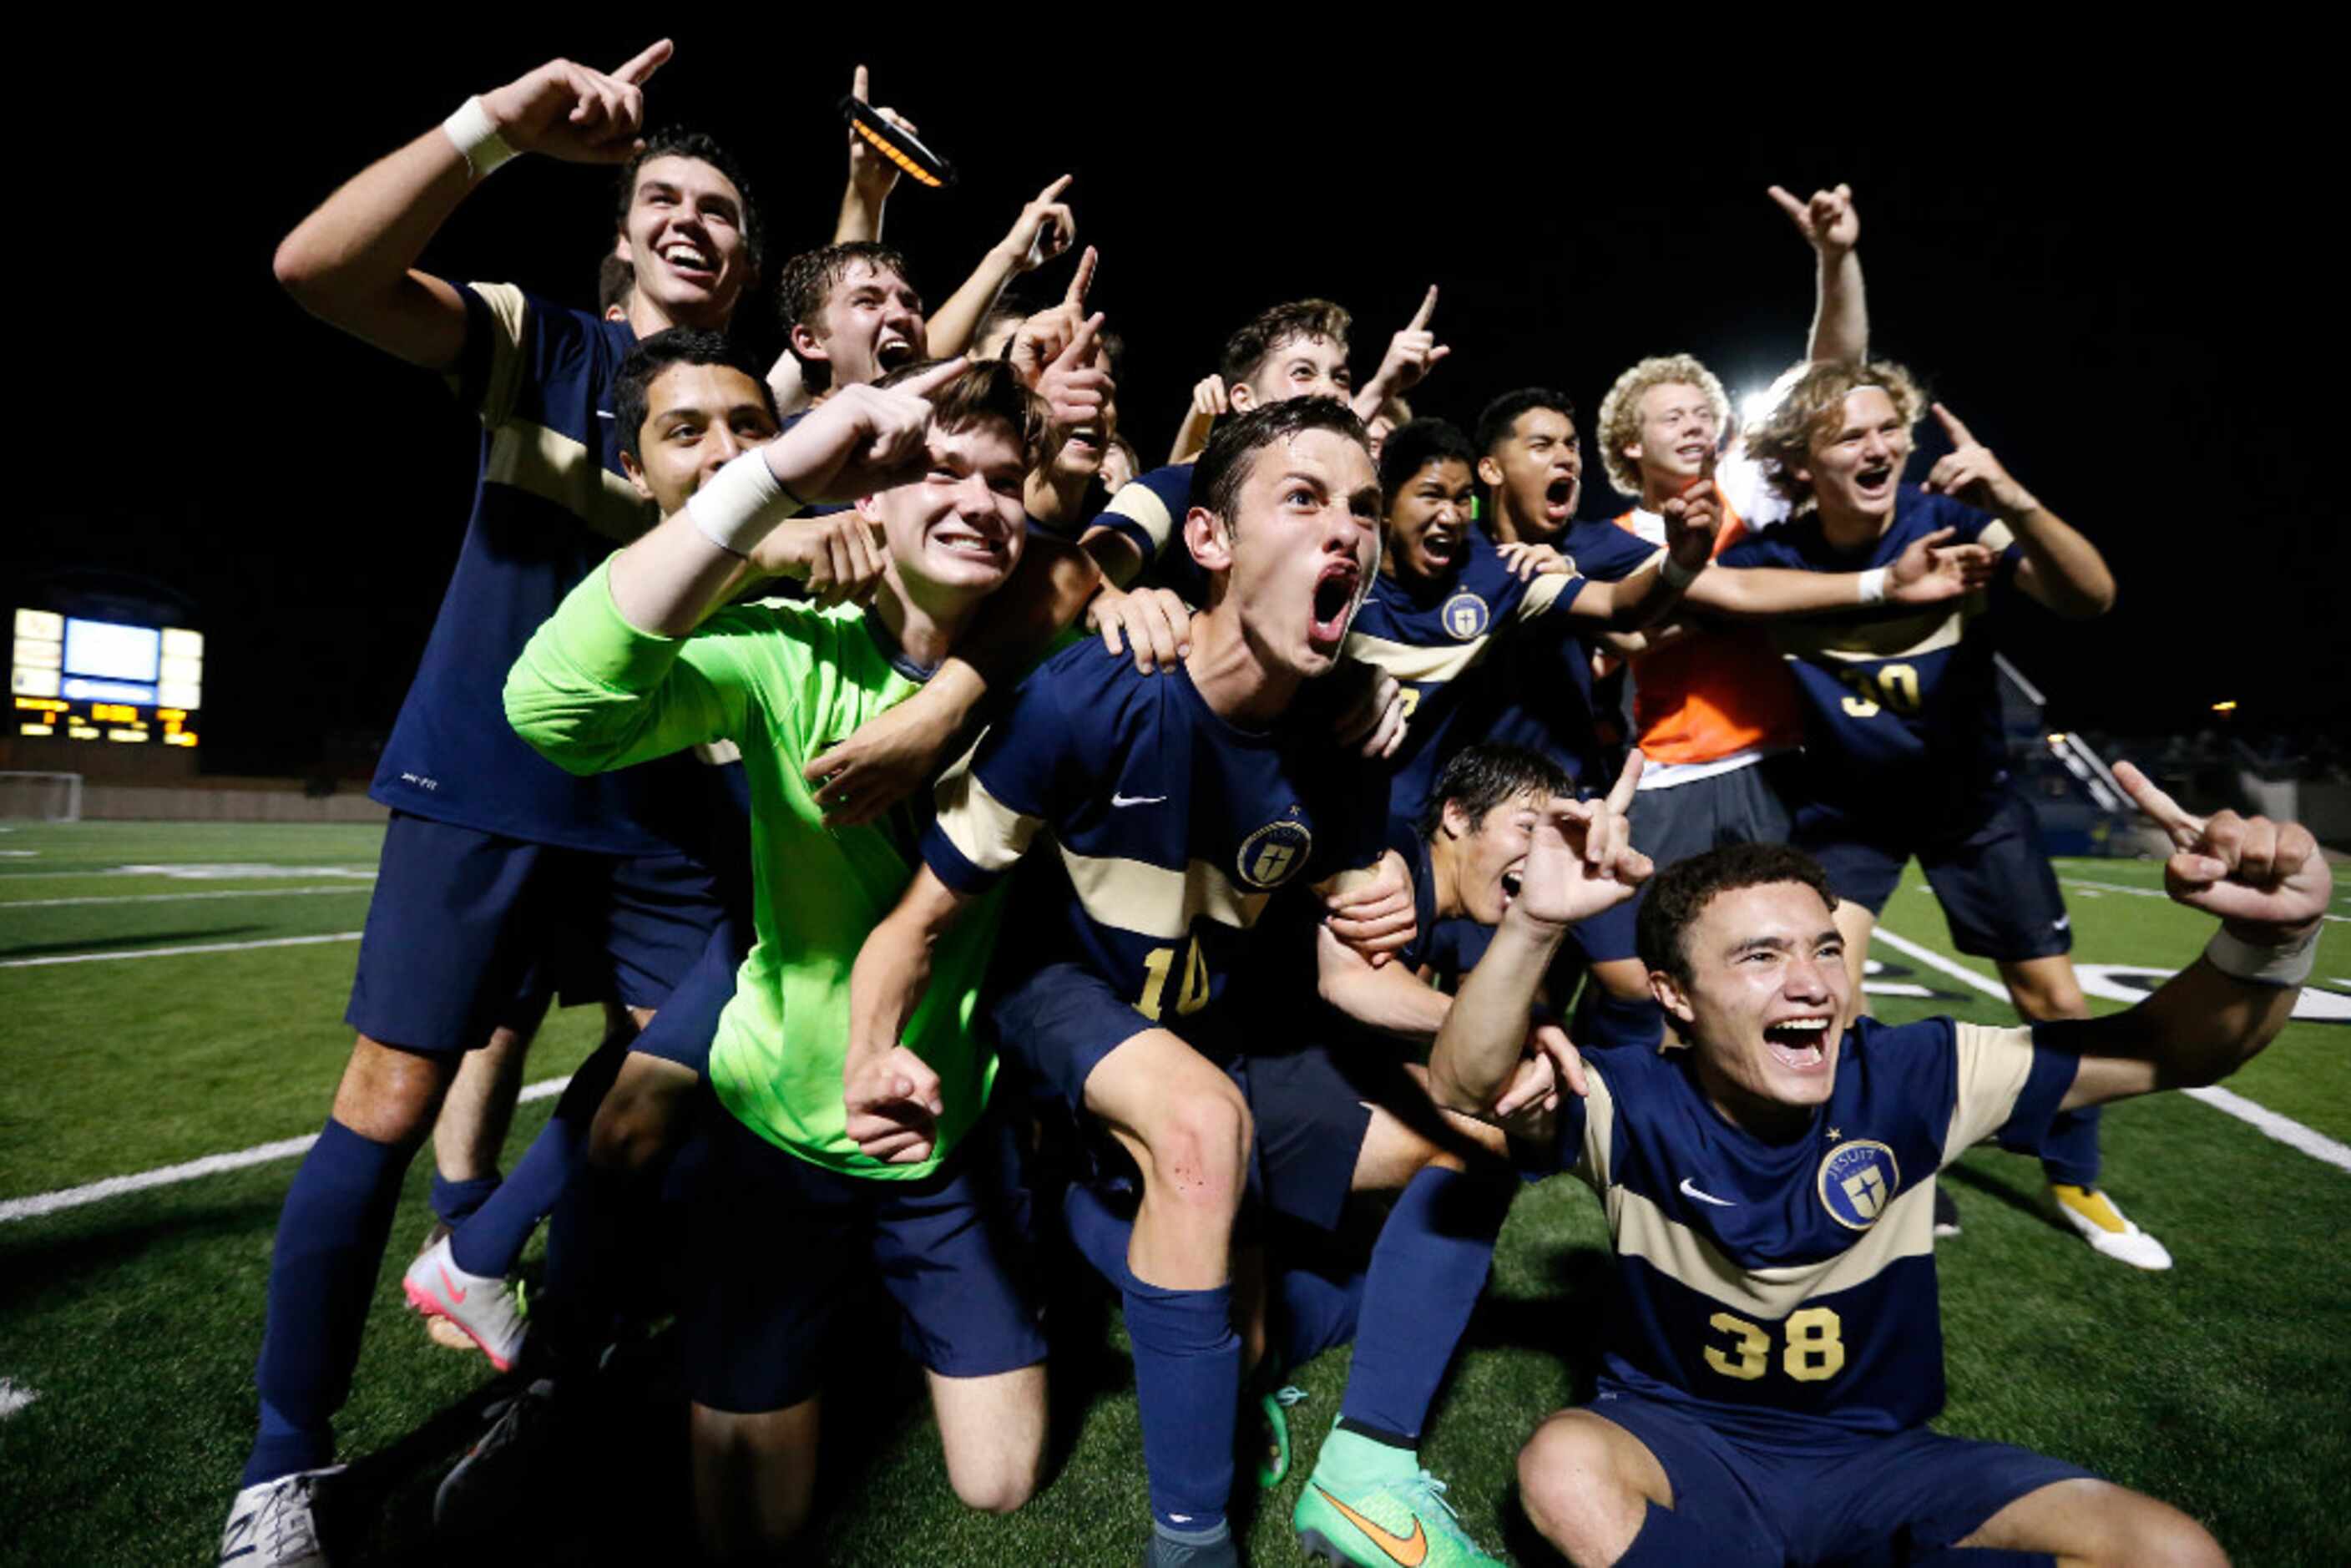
[2053,915,2070,930]
[1312,1485,1428,1566]
[1110,793,1166,808]
[437,1264,469,1305]
[1679,1177,1737,1207]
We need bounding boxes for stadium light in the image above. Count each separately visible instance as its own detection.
[1740,390,1774,426]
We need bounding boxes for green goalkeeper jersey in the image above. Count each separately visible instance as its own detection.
[505,561,1004,1181]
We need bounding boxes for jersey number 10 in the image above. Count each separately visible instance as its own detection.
[1139,937,1213,1021]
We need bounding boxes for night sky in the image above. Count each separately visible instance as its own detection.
[16,33,2342,776]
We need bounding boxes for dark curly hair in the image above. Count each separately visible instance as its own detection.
[1635,842,1841,983]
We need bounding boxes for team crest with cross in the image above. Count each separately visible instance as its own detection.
[1441,591,1491,640]
[1817,1140,1901,1231]
[1236,814,1314,889]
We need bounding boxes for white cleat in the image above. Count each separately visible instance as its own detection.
[2051,1184,2173,1271]
[402,1235,528,1371]
[218,1465,341,1566]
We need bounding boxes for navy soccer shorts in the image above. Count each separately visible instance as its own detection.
[1796,786,2071,963]
[1585,1384,2096,1563]
[345,812,723,1056]
[1625,754,1800,873]
[626,915,751,1073]
[682,1100,1047,1414]
[991,960,1376,1234]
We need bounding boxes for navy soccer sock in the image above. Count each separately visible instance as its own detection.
[1122,1275,1241,1534]
[428,1171,500,1231]
[449,1037,627,1279]
[1272,1257,1364,1371]
[1337,1164,1510,1445]
[245,1118,412,1485]
[2033,1104,2102,1188]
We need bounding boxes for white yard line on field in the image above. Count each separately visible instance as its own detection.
[0,885,374,911]
[0,933,364,968]
[1870,925,2351,1175]
[0,1077,572,1224]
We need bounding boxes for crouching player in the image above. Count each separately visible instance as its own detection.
[1427,758,2324,1565]
[852,400,1515,1567]
[503,357,1050,1560]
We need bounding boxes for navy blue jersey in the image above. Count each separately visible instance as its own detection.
[1717,488,2024,827]
[1550,1016,2075,1444]
[923,640,1388,1053]
[372,283,713,856]
[1345,533,1590,832]
[1093,461,1193,568]
[1478,519,1661,787]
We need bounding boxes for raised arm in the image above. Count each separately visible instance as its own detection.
[274,41,671,369]
[1924,402,2114,618]
[844,867,978,1165]
[2049,764,2328,1108]
[603,360,965,637]
[1428,757,1651,1117]
[833,65,913,245]
[925,176,1078,358]
[1769,182,1867,365]
[1352,285,1450,422]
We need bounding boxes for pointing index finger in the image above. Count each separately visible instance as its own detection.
[1064,245,1098,309]
[612,38,673,86]
[899,356,971,402]
[1931,402,1974,448]
[2112,761,2207,845]
[1407,284,1438,331]
[1767,184,1807,221]
[1605,750,1646,816]
[1037,173,1074,204]
[852,63,869,102]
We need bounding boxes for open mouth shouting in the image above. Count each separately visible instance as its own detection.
[1418,524,1462,571]
[1543,475,1577,523]
[1851,459,1896,504]
[874,333,919,372]
[1762,1014,1835,1075]
[1309,559,1363,650]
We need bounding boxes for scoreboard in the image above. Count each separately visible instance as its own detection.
[12,609,202,747]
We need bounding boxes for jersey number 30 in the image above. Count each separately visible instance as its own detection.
[1703,1307,1846,1382]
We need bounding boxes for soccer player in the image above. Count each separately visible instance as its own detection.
[1426,762,2323,1567]
[1090,290,1449,604]
[503,357,1052,1561]
[224,43,756,1565]
[1724,359,2166,1267]
[851,400,1511,1567]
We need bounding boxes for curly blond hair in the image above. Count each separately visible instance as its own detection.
[1595,354,1731,497]
[1742,358,1928,508]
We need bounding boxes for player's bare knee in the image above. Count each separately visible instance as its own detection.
[1517,1415,1653,1565]
[1144,1085,1252,1213]
[2101,1496,2227,1568]
[588,1092,665,1174]
[332,1035,453,1146]
[948,1452,1039,1515]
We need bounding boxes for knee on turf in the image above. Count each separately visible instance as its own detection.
[1516,1414,1651,1564]
[1138,1080,1253,1216]
[945,1446,1039,1515]
[2084,1486,2227,1568]
[588,1079,679,1173]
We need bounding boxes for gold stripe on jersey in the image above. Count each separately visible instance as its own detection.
[1608,1177,1938,1320]
[1574,1069,1620,1189]
[934,767,1044,874]
[1106,478,1178,554]
[485,420,656,544]
[1054,843,1272,941]
[453,281,532,430]
[1518,572,1575,621]
[1769,595,1987,665]
[1945,1023,2040,1162]
[1344,632,1494,687]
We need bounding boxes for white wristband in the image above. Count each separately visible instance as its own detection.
[2203,923,2319,989]
[442,96,518,180]
[1661,554,1701,590]
[686,450,802,558]
[1857,566,1890,605]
